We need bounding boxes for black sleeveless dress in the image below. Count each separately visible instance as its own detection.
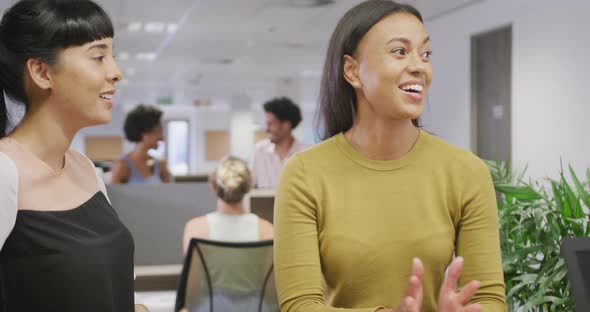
[0,191,135,312]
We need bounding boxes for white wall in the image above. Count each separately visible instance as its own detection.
[424,0,590,179]
[155,105,227,175]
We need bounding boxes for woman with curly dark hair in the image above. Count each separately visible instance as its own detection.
[111,104,171,184]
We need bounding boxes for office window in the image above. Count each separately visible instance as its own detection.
[165,119,190,175]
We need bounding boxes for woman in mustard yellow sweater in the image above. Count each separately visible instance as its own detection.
[273,1,507,312]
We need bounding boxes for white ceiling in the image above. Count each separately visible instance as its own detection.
[0,0,482,104]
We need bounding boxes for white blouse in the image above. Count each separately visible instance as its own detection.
[0,152,18,250]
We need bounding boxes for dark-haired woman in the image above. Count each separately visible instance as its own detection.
[274,1,506,312]
[0,0,142,311]
[110,104,170,184]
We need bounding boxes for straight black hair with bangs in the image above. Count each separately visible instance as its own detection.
[0,0,114,137]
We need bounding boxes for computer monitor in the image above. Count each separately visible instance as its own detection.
[561,237,590,311]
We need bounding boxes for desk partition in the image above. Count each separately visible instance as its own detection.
[108,183,216,291]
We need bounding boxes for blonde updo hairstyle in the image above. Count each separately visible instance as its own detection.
[210,156,252,204]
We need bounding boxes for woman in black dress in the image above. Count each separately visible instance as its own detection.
[0,0,141,311]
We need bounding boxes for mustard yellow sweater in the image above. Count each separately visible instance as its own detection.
[274,130,506,312]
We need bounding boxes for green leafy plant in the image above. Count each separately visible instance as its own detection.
[486,161,590,311]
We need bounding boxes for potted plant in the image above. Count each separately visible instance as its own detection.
[486,161,590,311]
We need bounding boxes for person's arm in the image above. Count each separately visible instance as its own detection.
[455,158,507,311]
[110,159,129,184]
[0,152,18,250]
[258,218,274,240]
[182,217,208,256]
[274,155,386,312]
[159,159,171,183]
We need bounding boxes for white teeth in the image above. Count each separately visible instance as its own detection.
[401,84,424,92]
[100,94,112,100]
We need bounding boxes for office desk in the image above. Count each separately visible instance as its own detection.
[135,265,182,291]
[173,174,209,183]
[247,189,275,224]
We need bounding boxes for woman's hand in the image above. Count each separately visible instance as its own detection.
[437,257,481,312]
[378,258,424,312]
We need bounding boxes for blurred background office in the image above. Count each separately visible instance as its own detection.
[2,0,584,182]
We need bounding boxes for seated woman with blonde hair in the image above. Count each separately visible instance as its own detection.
[183,156,273,254]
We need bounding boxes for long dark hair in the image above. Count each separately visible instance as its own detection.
[0,0,114,137]
[316,0,423,141]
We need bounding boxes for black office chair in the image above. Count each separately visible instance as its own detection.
[175,238,279,312]
[561,237,590,312]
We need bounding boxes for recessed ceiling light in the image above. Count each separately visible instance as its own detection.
[136,52,156,61]
[118,52,129,61]
[127,22,142,32]
[167,23,178,34]
[144,22,166,33]
[302,70,320,77]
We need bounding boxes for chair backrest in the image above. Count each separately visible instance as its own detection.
[561,237,590,312]
[175,238,279,312]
